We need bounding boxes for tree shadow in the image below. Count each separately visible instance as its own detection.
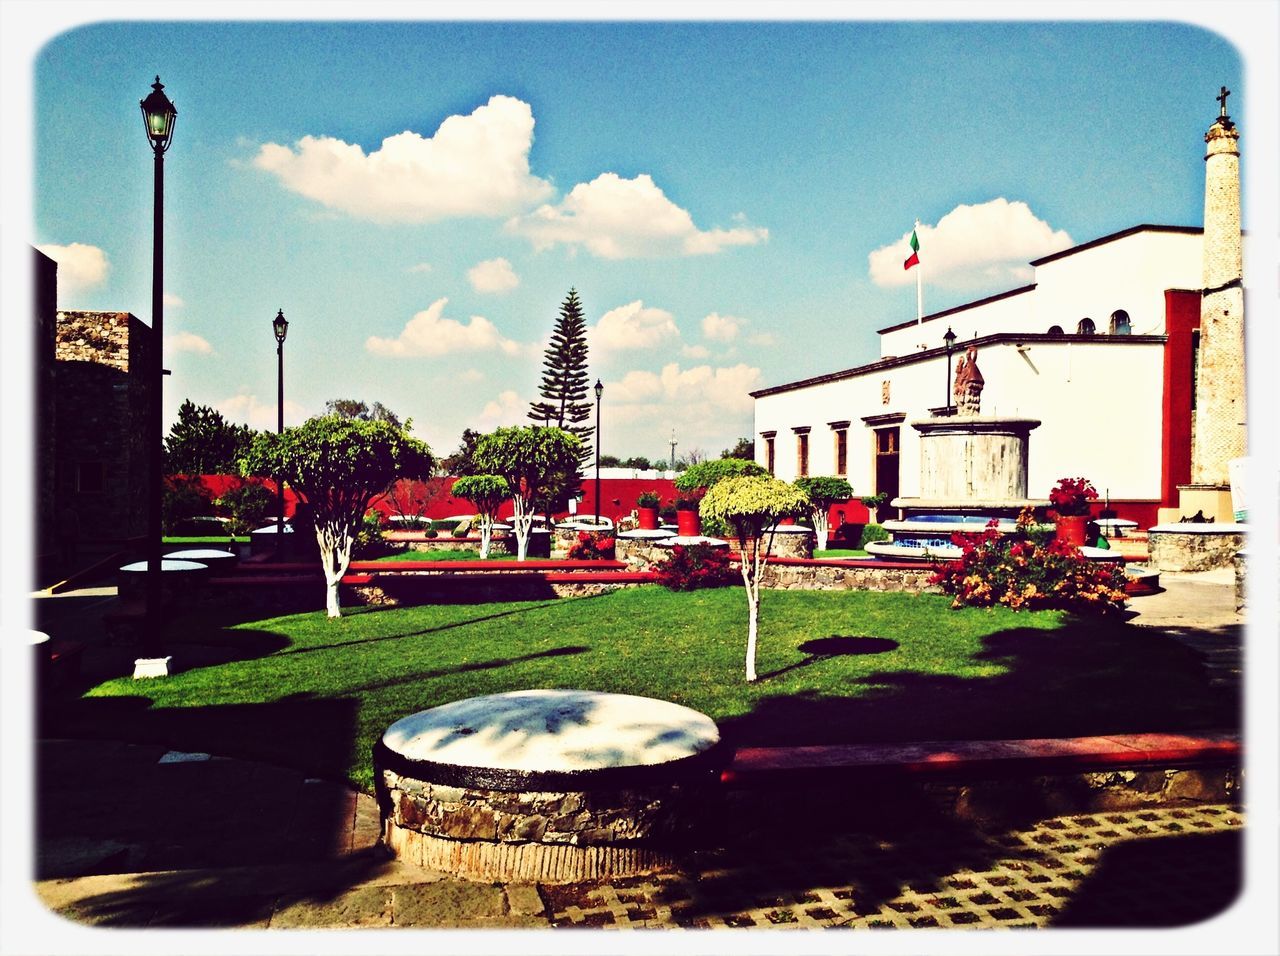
[758,635,900,680]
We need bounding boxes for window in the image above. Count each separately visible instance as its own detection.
[76,461,104,493]
[796,432,810,477]
[834,428,848,475]
[1047,324,1064,335]
[1077,317,1096,335]
[762,433,776,475]
[1109,310,1131,334]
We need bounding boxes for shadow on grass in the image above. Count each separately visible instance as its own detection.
[758,635,900,680]
[342,644,589,696]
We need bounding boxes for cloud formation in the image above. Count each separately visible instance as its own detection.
[366,298,522,357]
[36,242,108,292]
[868,199,1073,290]
[507,173,768,259]
[163,293,185,307]
[167,331,212,354]
[701,312,741,342]
[253,95,554,223]
[591,300,681,352]
[217,390,307,432]
[477,389,526,427]
[609,362,760,415]
[467,257,520,294]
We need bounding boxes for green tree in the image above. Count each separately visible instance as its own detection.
[324,398,404,430]
[675,457,768,494]
[700,475,810,682]
[528,289,593,463]
[794,476,854,551]
[440,428,484,477]
[241,415,433,617]
[471,426,582,561]
[451,474,510,559]
[721,437,755,461]
[164,400,258,474]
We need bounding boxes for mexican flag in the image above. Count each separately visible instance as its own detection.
[903,229,920,270]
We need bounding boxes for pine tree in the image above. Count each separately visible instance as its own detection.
[529,288,594,463]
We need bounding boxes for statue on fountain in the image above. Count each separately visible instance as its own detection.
[953,345,984,415]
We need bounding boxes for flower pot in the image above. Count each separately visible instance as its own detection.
[637,506,659,531]
[1054,515,1088,548]
[676,508,701,537]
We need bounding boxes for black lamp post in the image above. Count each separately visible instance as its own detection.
[140,76,176,669]
[273,309,289,549]
[943,325,957,412]
[593,379,604,525]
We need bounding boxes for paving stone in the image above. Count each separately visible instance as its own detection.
[269,884,392,928]
[390,880,506,927]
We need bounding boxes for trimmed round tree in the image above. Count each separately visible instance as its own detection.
[700,475,810,682]
[673,457,768,495]
[241,415,433,618]
[450,474,510,559]
[794,476,854,551]
[471,426,583,561]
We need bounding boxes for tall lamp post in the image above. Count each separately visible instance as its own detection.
[943,325,957,412]
[139,76,177,677]
[272,309,289,549]
[593,379,604,525]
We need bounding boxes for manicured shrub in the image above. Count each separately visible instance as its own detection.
[567,531,615,560]
[215,481,276,536]
[162,476,214,534]
[859,523,890,548]
[353,510,390,559]
[636,490,662,508]
[931,509,1127,615]
[654,543,737,591]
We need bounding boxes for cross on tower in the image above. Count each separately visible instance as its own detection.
[1217,85,1231,117]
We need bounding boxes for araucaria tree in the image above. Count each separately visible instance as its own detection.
[528,289,594,463]
[794,476,854,551]
[471,426,582,561]
[241,415,433,618]
[700,475,810,682]
[450,474,510,559]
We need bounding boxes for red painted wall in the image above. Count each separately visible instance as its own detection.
[1161,289,1199,507]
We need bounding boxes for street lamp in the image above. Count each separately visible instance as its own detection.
[139,76,176,677]
[943,325,957,413]
[273,309,289,550]
[593,379,604,525]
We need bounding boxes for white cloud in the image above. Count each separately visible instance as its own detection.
[506,172,768,259]
[681,344,710,359]
[868,199,1073,290]
[216,390,307,432]
[477,389,527,427]
[747,331,778,347]
[701,312,741,342]
[253,95,554,223]
[366,298,522,357]
[602,362,762,453]
[467,257,520,294]
[407,262,433,274]
[167,331,212,354]
[163,293,185,307]
[591,300,681,352]
[459,369,485,384]
[36,242,108,292]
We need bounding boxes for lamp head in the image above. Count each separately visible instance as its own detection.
[272,308,289,344]
[943,326,957,349]
[140,76,177,153]
[594,379,604,400]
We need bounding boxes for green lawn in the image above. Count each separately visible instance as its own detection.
[164,536,250,544]
[813,548,869,558]
[54,587,1235,793]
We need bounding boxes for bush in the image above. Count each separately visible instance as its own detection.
[674,458,767,494]
[567,531,615,560]
[654,543,737,591]
[636,490,662,508]
[215,482,276,536]
[859,523,890,548]
[162,476,213,534]
[353,510,390,559]
[659,504,678,523]
[931,509,1127,615]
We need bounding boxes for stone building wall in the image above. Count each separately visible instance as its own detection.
[34,249,58,564]
[54,311,153,543]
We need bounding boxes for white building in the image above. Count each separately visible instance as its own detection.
[751,224,1209,526]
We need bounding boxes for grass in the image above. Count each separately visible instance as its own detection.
[164,536,250,544]
[813,548,869,558]
[53,587,1235,793]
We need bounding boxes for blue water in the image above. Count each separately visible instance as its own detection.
[903,514,999,524]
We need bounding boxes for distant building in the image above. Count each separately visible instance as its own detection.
[751,96,1245,527]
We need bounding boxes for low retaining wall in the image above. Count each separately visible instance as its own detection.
[1147,525,1246,572]
[759,559,944,594]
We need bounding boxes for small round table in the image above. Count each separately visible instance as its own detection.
[165,548,238,572]
[375,689,725,882]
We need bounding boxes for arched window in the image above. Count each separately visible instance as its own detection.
[1077,318,1096,335]
[1109,310,1131,334]
[1047,324,1064,335]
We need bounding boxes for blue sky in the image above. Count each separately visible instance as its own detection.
[25,14,1251,462]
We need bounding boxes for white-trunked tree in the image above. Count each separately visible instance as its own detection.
[241,414,433,617]
[449,474,510,559]
[700,475,810,682]
[793,476,854,551]
[471,426,582,561]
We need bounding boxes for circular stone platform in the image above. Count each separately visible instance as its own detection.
[374,689,725,883]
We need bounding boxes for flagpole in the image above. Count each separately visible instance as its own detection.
[915,218,923,325]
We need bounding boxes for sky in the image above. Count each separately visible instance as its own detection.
[18,12,1256,468]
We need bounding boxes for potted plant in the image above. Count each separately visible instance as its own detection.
[674,494,702,537]
[1048,476,1098,548]
[859,492,889,523]
[636,490,661,530]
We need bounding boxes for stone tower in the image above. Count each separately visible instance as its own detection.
[1182,87,1246,517]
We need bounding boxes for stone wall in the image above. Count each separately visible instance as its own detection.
[54,311,153,543]
[760,561,943,594]
[1147,527,1246,572]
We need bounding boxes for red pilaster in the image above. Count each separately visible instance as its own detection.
[1161,289,1199,506]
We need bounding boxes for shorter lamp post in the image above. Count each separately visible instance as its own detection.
[943,325,957,412]
[272,309,289,547]
[593,379,603,525]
